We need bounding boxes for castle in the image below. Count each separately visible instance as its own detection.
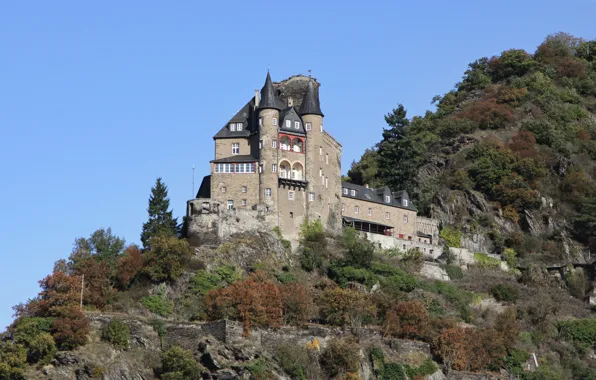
[187,72,439,253]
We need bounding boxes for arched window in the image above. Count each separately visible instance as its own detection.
[279,136,291,151]
[292,138,303,153]
[292,162,304,180]
[279,160,291,179]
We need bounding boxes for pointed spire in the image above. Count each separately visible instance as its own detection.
[299,78,324,117]
[258,71,280,111]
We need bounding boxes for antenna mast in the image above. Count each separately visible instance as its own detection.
[192,165,195,198]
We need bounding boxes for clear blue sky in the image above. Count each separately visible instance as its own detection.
[1,1,594,329]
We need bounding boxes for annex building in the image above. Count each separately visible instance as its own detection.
[187,72,439,252]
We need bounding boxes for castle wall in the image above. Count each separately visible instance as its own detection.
[210,171,260,209]
[341,196,418,239]
[363,232,442,260]
[215,138,253,159]
[276,185,307,242]
[416,216,440,244]
[258,109,280,210]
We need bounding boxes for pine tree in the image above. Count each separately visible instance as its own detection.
[141,178,179,249]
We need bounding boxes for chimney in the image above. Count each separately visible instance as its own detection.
[365,184,369,188]
[254,89,260,108]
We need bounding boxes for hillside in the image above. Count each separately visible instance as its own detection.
[3,32,596,380]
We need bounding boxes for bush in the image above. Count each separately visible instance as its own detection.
[444,265,464,280]
[491,284,520,303]
[12,317,56,364]
[275,343,311,380]
[143,235,193,282]
[558,318,596,346]
[502,248,517,269]
[0,341,27,380]
[50,307,90,350]
[328,264,377,289]
[474,252,501,269]
[383,300,430,341]
[440,225,461,248]
[161,346,203,380]
[318,287,375,327]
[342,227,374,268]
[141,294,174,317]
[280,283,314,326]
[102,319,130,349]
[320,338,360,378]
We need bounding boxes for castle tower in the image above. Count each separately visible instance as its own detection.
[257,71,281,210]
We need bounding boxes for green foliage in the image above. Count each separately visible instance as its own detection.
[370,347,438,380]
[444,265,464,280]
[141,285,174,317]
[420,281,474,321]
[490,284,520,303]
[558,318,596,346]
[369,262,418,293]
[328,264,378,289]
[161,346,202,380]
[346,148,381,187]
[474,252,501,269]
[566,268,588,300]
[487,49,536,81]
[503,248,518,269]
[69,228,126,268]
[101,319,130,349]
[320,338,360,378]
[0,341,27,380]
[299,220,327,272]
[505,348,531,377]
[275,343,310,380]
[12,318,57,364]
[141,178,179,249]
[440,225,461,248]
[272,227,291,251]
[342,227,374,268]
[573,197,596,251]
[143,235,193,282]
[275,271,296,284]
[244,358,274,379]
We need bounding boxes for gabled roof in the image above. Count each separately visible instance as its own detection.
[213,99,257,139]
[341,182,417,211]
[196,175,211,198]
[258,72,281,111]
[299,79,324,117]
[279,107,306,135]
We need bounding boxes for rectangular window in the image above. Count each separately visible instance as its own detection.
[404,215,408,224]
[386,212,390,220]
[295,121,300,129]
[320,168,323,177]
[319,147,322,155]
[326,154,329,165]
[259,117,263,126]
[227,200,233,209]
[305,122,311,131]
[259,164,263,173]
[354,206,359,214]
[272,118,277,126]
[309,192,315,202]
[403,200,408,207]
[325,177,328,188]
[320,124,323,132]
[286,120,291,129]
[241,199,247,206]
[230,123,236,131]
[259,140,263,149]
[242,186,247,193]
[321,176,325,185]
[221,187,226,193]
[290,211,294,219]
[385,195,390,203]
[350,189,356,196]
[368,208,372,216]
[288,191,295,200]
[265,188,271,197]
[232,143,239,155]
[343,188,348,195]
[272,140,277,148]
[236,123,243,131]
[272,164,277,173]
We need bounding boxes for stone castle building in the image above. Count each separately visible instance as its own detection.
[187,72,439,250]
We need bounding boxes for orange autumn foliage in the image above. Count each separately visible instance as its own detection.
[456,99,514,130]
[73,257,114,309]
[279,283,314,326]
[437,327,507,372]
[383,300,430,341]
[51,306,90,350]
[116,245,144,288]
[508,131,537,158]
[34,271,81,317]
[205,271,282,336]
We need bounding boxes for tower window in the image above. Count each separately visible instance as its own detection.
[386,212,390,220]
[241,199,247,206]
[354,206,359,214]
[326,154,329,165]
[259,117,263,126]
[288,191,295,200]
[368,208,372,216]
[227,200,234,209]
[290,212,294,219]
[319,147,322,155]
[325,177,328,188]
[286,120,291,129]
[221,187,227,193]
[320,168,323,177]
[295,121,300,129]
[232,143,239,155]
[341,203,345,212]
[265,188,271,197]
[320,125,323,132]
[272,140,277,148]
[321,176,325,185]
[272,164,277,173]
[305,122,311,131]
[236,123,243,131]
[259,140,263,149]
[272,118,277,126]
[309,192,315,202]
[259,164,263,173]
[242,186,247,193]
[404,215,408,224]
[385,195,390,203]
[229,123,236,131]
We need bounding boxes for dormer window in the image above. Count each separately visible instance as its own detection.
[286,120,291,129]
[403,200,408,207]
[236,123,243,131]
[272,118,277,126]
[295,121,300,129]
[305,123,311,131]
[385,195,390,203]
[343,188,348,195]
[350,189,356,196]
[229,123,236,131]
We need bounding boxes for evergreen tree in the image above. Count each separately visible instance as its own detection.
[141,178,179,248]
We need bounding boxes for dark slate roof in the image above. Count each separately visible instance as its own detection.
[341,182,417,211]
[279,107,306,135]
[299,79,324,117]
[343,216,394,229]
[213,98,258,139]
[210,155,258,163]
[259,72,281,111]
[196,175,211,198]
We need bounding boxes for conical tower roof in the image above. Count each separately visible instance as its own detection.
[299,78,324,117]
[258,71,280,111]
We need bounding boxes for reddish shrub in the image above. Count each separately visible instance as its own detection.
[205,271,282,336]
[279,283,314,326]
[51,306,90,350]
[508,131,537,158]
[35,272,81,317]
[579,129,592,141]
[116,245,144,288]
[456,100,514,130]
[437,327,507,371]
[74,257,114,309]
[383,300,430,341]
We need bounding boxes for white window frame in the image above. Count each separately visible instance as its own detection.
[230,123,236,131]
[241,199,247,206]
[385,195,390,203]
[295,121,300,129]
[341,203,345,212]
[305,122,311,131]
[350,189,356,196]
[232,143,240,155]
[227,200,234,209]
[242,186,247,193]
[265,188,271,198]
[288,191,295,200]
[272,164,277,173]
[354,206,359,214]
[325,177,328,188]
[403,200,408,207]
[386,212,390,220]
[286,120,291,129]
[221,187,226,193]
[368,208,372,216]
[259,117,263,126]
[259,140,263,149]
[320,124,323,132]
[272,140,277,148]
[236,123,243,131]
[272,118,277,126]
[404,215,408,224]
[343,188,348,195]
[309,192,315,202]
[326,154,329,165]
[320,168,323,177]
[259,164,263,173]
[321,176,325,185]
[319,147,322,155]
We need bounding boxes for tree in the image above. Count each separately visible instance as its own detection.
[573,197,596,252]
[141,178,179,249]
[279,283,314,326]
[383,300,430,341]
[50,306,90,350]
[318,287,375,329]
[69,228,126,269]
[345,148,380,187]
[0,341,27,380]
[116,245,144,288]
[143,235,193,282]
[320,338,360,378]
[161,346,203,380]
[34,271,81,317]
